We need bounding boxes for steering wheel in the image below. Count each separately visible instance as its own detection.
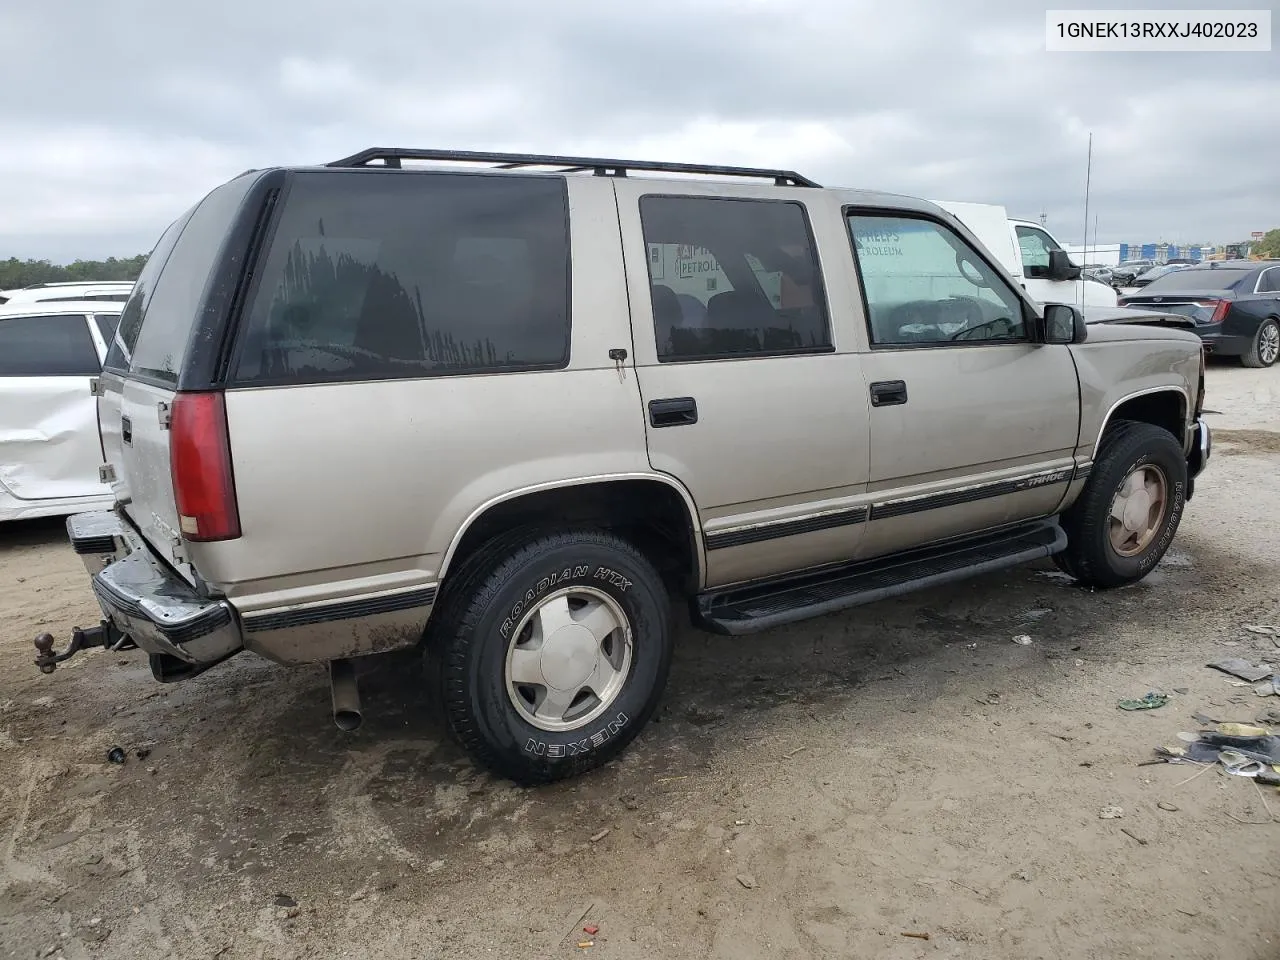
[950,317,1014,341]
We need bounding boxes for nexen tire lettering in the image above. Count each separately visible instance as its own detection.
[524,712,630,758]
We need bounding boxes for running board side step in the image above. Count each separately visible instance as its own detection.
[694,520,1067,636]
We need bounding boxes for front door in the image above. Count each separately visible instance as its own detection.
[614,181,872,587]
[846,211,1081,559]
[0,311,109,502]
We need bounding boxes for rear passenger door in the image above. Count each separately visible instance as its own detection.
[614,181,871,588]
[0,312,108,501]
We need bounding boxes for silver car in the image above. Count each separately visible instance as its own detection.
[37,149,1211,783]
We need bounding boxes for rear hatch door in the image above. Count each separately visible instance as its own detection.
[98,175,262,574]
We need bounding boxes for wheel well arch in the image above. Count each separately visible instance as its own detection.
[1097,388,1187,449]
[440,476,704,595]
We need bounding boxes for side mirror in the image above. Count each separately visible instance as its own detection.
[1048,249,1082,281]
[1042,303,1087,344]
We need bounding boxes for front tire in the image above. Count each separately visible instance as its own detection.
[428,529,673,785]
[1058,421,1187,588]
[1241,318,1280,368]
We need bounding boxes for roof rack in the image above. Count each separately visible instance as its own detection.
[325,147,820,188]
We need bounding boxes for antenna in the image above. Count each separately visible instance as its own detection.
[1080,132,1093,307]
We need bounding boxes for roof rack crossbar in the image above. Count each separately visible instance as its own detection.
[326,148,820,187]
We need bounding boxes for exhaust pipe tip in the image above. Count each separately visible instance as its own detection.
[333,708,363,732]
[329,659,362,733]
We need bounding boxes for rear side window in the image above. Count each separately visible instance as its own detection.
[94,312,121,344]
[124,175,259,385]
[0,314,99,376]
[232,171,571,384]
[639,196,830,361]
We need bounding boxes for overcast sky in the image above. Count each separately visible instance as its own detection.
[1,0,1276,262]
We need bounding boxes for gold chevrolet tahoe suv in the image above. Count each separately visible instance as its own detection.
[35,148,1211,784]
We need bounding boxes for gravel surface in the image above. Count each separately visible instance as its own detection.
[1,362,1278,960]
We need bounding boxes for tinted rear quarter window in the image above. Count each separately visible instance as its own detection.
[232,171,571,385]
[0,314,99,376]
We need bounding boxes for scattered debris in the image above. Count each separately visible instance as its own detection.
[901,932,931,941]
[273,893,297,908]
[589,828,610,843]
[736,874,757,890]
[734,819,747,826]
[1020,608,1053,621]
[135,747,151,760]
[106,746,126,764]
[1119,692,1169,711]
[1099,806,1124,820]
[619,793,639,811]
[1174,687,1189,695]
[965,642,978,650]
[1215,723,1270,738]
[583,925,599,936]
[1120,827,1148,846]
[784,746,808,759]
[577,941,594,949]
[1242,624,1280,638]
[1207,659,1274,683]
[1157,801,1179,812]
[1075,659,1085,667]
[975,692,1001,706]
[1012,635,1033,645]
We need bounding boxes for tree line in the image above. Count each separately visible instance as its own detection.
[1255,229,1280,259]
[0,255,148,290]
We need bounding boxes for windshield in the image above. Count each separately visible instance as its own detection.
[1140,267,1251,293]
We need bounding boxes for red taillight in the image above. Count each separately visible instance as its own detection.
[170,391,241,542]
[1194,299,1231,323]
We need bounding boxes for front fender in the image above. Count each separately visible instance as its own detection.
[1070,329,1200,461]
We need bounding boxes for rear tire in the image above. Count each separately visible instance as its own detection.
[427,529,672,785]
[1241,318,1279,368]
[1058,421,1187,588]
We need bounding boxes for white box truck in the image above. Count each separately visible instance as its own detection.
[933,201,1117,309]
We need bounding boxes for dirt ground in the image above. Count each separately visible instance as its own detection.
[2,363,1279,960]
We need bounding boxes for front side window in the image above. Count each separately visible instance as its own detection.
[0,314,100,376]
[233,171,570,384]
[849,214,1026,346]
[639,196,831,361]
[1015,225,1064,278]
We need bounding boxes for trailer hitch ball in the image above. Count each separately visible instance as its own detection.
[34,633,58,674]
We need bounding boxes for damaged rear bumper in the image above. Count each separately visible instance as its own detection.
[65,511,244,678]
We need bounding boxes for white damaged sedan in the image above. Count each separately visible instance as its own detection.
[0,300,122,522]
